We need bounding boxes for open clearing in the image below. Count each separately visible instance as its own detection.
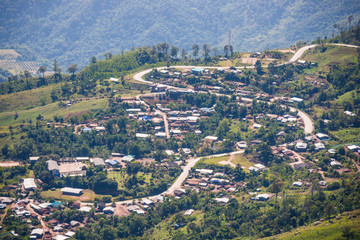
[0,49,21,59]
[302,45,358,71]
[263,209,360,240]
[330,128,360,145]
[201,154,253,171]
[41,189,110,202]
[0,161,20,167]
[0,83,62,112]
[58,162,86,174]
[0,98,108,126]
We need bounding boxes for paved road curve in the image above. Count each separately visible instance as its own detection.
[115,150,244,205]
[113,43,360,204]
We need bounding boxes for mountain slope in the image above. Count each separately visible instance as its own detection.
[1,0,359,67]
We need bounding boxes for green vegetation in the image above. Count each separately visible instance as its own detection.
[0,98,107,126]
[40,189,108,202]
[1,1,359,68]
[1,23,360,240]
[303,45,358,72]
[330,128,360,144]
[0,83,61,112]
[263,210,360,240]
[200,154,253,171]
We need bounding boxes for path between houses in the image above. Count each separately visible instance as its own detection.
[25,201,55,235]
[0,203,13,225]
[218,152,238,168]
[86,43,358,206]
[351,159,360,172]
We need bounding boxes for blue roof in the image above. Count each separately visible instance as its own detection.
[191,68,204,72]
[109,160,119,165]
[140,116,152,121]
[51,201,62,207]
[82,128,92,132]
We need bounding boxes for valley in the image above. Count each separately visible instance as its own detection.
[0,26,360,239]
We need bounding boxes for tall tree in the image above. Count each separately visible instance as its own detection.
[202,43,210,62]
[91,56,97,64]
[104,52,112,60]
[215,118,230,139]
[170,46,179,60]
[212,47,219,57]
[38,66,46,78]
[181,48,187,60]
[24,70,31,78]
[53,59,60,74]
[255,60,263,74]
[348,15,353,30]
[67,64,78,77]
[270,178,283,202]
[257,142,273,165]
[192,44,199,59]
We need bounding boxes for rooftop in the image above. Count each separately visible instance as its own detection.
[23,178,37,190]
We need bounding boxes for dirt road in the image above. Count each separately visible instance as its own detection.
[0,161,20,167]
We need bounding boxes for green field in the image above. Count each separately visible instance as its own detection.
[0,84,61,112]
[0,169,33,189]
[41,189,110,202]
[302,45,358,72]
[108,170,152,190]
[230,120,251,139]
[263,209,360,240]
[333,89,360,104]
[201,154,253,171]
[142,210,204,240]
[0,98,108,126]
[330,128,360,145]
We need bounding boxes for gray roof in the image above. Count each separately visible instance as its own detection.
[23,178,37,190]
[47,160,59,171]
[61,187,83,195]
[92,158,105,166]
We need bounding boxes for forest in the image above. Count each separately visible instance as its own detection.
[1,0,359,67]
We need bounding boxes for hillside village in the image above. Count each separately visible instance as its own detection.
[0,26,360,239]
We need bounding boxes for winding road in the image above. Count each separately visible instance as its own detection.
[112,43,358,204]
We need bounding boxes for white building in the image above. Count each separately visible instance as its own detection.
[195,169,213,175]
[23,178,37,191]
[296,142,307,151]
[184,209,194,216]
[61,187,83,196]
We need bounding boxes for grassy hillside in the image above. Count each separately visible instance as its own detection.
[302,45,358,72]
[1,0,359,67]
[263,210,360,240]
[0,83,60,112]
[0,98,107,126]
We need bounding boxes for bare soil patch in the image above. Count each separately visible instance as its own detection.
[114,204,131,217]
[0,161,20,167]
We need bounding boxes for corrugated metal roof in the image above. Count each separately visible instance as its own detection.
[47,160,59,171]
[23,178,37,190]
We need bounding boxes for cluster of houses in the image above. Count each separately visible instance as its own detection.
[292,180,328,188]
[2,195,81,240]
[149,67,248,95]
[285,132,330,153]
[29,154,138,180]
[172,167,272,203]
[347,144,360,154]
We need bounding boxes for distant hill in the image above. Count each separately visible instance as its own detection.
[1,0,359,68]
